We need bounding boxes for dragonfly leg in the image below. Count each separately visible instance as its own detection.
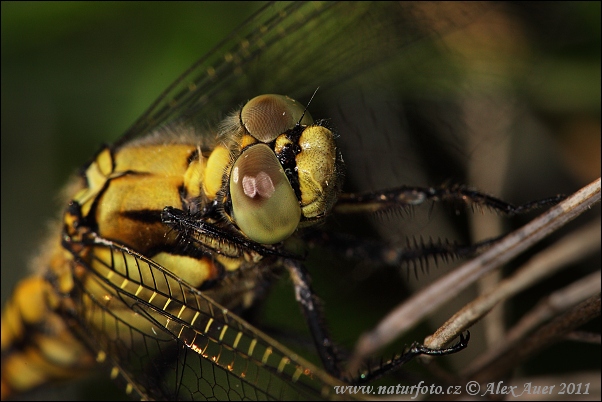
[334,184,565,216]
[284,259,344,379]
[351,332,470,385]
[302,229,501,272]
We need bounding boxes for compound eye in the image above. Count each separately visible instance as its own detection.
[229,144,301,244]
[241,94,313,142]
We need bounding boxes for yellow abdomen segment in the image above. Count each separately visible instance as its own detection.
[1,272,94,399]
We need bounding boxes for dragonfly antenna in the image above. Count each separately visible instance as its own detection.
[298,87,320,126]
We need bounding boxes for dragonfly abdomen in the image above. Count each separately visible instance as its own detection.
[1,243,96,399]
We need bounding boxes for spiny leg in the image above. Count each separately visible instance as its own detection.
[284,259,470,383]
[352,332,470,385]
[302,230,502,275]
[320,184,566,271]
[288,184,563,381]
[284,259,343,379]
[333,184,565,216]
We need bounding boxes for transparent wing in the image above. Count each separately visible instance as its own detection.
[111,1,597,244]
[111,1,508,251]
[116,1,490,156]
[65,233,344,400]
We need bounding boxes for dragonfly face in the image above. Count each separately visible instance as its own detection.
[2,2,600,400]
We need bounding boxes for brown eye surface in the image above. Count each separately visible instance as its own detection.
[240,94,313,142]
[229,144,301,244]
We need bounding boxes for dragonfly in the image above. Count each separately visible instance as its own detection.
[1,2,600,400]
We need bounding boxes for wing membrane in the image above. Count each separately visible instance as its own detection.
[65,233,344,400]
[117,2,490,150]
